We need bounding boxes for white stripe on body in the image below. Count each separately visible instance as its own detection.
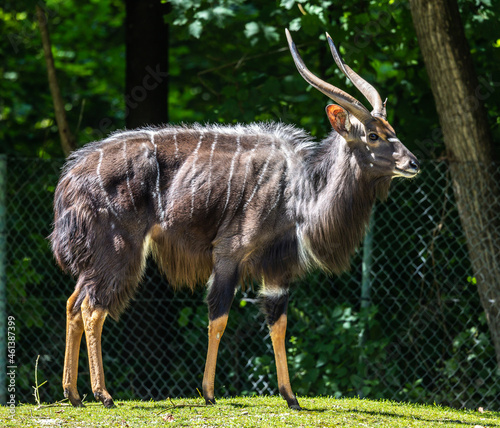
[296,224,328,272]
[147,131,166,223]
[122,141,138,214]
[96,149,118,217]
[233,136,260,213]
[261,169,285,223]
[206,273,215,291]
[218,135,242,225]
[140,232,153,274]
[244,139,276,211]
[205,133,219,209]
[173,131,179,160]
[190,133,205,218]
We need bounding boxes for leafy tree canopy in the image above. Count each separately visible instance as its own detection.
[1,0,498,158]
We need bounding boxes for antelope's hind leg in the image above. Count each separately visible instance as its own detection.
[261,286,301,410]
[63,286,85,407]
[202,262,239,405]
[81,296,115,408]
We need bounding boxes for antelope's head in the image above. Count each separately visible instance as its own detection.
[286,29,420,180]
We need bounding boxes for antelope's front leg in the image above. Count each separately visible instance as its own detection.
[261,287,301,410]
[202,263,238,405]
[63,287,85,407]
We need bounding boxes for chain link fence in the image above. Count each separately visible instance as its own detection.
[6,156,500,409]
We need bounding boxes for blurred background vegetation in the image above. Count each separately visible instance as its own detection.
[2,0,498,159]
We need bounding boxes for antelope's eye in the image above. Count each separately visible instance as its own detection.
[368,133,379,141]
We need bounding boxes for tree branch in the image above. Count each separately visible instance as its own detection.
[36,3,76,157]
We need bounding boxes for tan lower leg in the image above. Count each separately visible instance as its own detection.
[202,315,228,404]
[270,314,301,409]
[81,296,114,408]
[63,290,84,407]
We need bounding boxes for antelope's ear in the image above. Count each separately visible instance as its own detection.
[325,104,351,137]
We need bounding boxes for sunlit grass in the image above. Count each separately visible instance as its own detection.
[2,396,499,427]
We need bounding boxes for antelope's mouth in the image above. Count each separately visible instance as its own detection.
[393,167,420,179]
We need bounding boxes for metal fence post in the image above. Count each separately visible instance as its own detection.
[361,207,375,312]
[0,154,6,405]
[358,205,375,397]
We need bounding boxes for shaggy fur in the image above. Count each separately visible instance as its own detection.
[50,120,414,320]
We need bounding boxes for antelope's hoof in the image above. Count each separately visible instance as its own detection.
[205,397,216,406]
[289,404,302,411]
[103,397,116,408]
[64,388,85,408]
[286,396,302,411]
[94,391,116,408]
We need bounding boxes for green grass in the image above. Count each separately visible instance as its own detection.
[2,396,499,427]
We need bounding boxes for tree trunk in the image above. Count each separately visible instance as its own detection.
[36,4,76,157]
[410,0,500,365]
[125,0,169,129]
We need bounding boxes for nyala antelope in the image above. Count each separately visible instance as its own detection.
[51,29,419,410]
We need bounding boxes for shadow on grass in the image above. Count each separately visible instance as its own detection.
[317,403,496,427]
[350,409,471,426]
[127,399,329,413]
[119,398,499,426]
[128,400,260,411]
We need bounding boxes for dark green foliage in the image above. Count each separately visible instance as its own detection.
[1,0,125,156]
[2,1,499,156]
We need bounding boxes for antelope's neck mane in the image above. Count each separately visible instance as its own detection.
[296,132,390,275]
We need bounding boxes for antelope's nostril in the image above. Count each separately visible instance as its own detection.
[409,159,420,171]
